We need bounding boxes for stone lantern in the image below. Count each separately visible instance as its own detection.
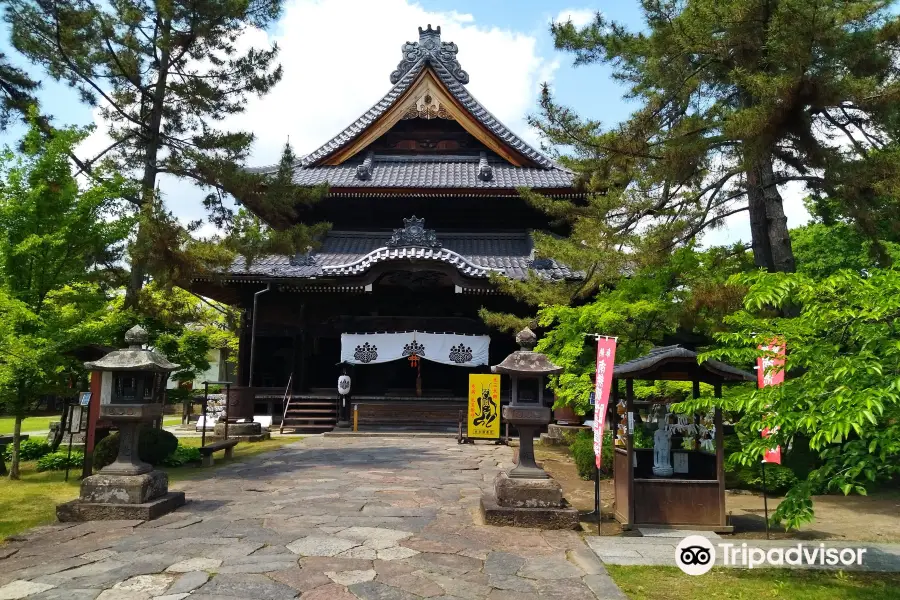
[57,325,186,521]
[481,328,580,528]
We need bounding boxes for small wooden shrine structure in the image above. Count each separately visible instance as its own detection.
[611,346,754,533]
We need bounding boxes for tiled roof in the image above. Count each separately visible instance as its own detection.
[222,230,576,281]
[613,346,755,382]
[248,28,572,188]
[289,155,573,189]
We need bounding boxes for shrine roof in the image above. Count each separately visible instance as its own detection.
[613,345,754,383]
[247,25,573,191]
[216,229,576,282]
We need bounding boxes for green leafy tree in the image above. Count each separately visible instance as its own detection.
[791,221,900,279]
[683,267,900,528]
[135,282,238,390]
[3,0,318,307]
[533,246,752,412]
[535,0,900,280]
[0,118,130,478]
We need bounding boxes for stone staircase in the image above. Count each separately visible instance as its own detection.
[280,396,337,433]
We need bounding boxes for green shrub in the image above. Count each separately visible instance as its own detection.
[93,426,179,470]
[570,430,614,480]
[723,434,800,495]
[2,438,51,461]
[36,451,84,471]
[738,463,799,495]
[161,445,202,467]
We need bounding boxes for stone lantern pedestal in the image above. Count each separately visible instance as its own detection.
[57,326,186,522]
[480,328,580,529]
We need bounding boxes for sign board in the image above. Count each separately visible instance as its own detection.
[79,391,92,406]
[593,337,617,468]
[467,374,500,439]
[673,452,689,474]
[588,391,595,406]
[69,406,83,434]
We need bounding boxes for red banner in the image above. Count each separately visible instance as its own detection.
[593,337,617,468]
[758,341,785,464]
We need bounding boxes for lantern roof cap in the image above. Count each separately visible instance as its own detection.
[84,325,179,372]
[491,328,563,376]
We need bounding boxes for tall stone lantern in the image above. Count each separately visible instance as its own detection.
[57,325,186,521]
[481,328,580,529]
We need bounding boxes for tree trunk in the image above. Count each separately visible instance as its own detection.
[9,414,21,480]
[50,400,69,452]
[746,155,796,273]
[123,17,173,310]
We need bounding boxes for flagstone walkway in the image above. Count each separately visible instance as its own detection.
[0,437,626,600]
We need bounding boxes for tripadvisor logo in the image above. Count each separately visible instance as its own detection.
[675,536,868,575]
[675,535,716,575]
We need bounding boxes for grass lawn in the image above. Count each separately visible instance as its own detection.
[607,566,900,600]
[162,415,182,427]
[0,416,57,435]
[0,435,302,540]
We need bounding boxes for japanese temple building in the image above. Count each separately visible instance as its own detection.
[191,26,580,431]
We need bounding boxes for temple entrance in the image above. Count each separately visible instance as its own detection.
[352,359,466,397]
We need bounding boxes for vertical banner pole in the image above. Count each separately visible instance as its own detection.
[595,465,601,535]
[762,461,770,540]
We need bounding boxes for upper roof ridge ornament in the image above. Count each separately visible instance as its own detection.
[390,24,469,85]
[387,216,442,249]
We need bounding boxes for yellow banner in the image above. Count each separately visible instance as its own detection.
[467,374,501,439]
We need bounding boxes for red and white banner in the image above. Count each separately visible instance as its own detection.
[758,341,785,464]
[593,337,617,468]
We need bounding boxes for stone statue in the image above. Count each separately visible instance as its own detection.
[652,416,674,477]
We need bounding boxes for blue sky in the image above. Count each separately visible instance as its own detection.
[0,0,809,245]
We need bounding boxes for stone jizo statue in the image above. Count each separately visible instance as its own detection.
[652,416,674,477]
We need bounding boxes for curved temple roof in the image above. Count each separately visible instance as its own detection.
[249,26,573,191]
[613,346,755,383]
[222,228,577,282]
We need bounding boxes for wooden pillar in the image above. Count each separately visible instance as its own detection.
[714,382,726,528]
[81,370,103,478]
[625,378,635,527]
[236,308,252,387]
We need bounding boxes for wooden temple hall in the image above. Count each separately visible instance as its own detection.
[191,26,580,431]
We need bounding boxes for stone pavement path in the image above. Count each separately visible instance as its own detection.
[0,437,626,600]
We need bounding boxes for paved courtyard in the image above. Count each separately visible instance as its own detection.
[0,437,625,600]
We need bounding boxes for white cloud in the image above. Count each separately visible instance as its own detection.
[81,0,559,229]
[553,8,598,28]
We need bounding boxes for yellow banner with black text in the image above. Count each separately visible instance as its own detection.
[467,374,500,439]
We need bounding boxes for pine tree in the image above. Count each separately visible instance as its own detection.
[535,0,900,276]
[0,52,38,129]
[3,0,302,308]
[223,141,330,270]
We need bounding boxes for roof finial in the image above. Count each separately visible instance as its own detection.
[516,327,537,351]
[390,25,469,85]
[418,24,441,47]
